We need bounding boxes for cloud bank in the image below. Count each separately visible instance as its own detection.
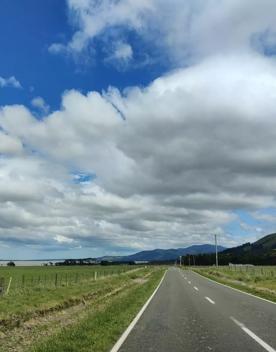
[1,0,276,256]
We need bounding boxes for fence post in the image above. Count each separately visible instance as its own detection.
[55,273,58,288]
[5,277,12,295]
[94,271,97,281]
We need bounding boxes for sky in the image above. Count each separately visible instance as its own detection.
[1,0,276,259]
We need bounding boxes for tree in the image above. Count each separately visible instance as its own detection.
[7,261,15,266]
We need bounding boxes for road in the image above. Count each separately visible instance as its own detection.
[116,268,276,352]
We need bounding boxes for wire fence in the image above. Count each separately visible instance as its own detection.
[0,267,133,296]
[193,265,276,282]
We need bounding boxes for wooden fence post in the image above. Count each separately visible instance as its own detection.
[5,277,12,295]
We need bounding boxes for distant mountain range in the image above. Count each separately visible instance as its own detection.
[53,233,276,266]
[100,233,276,265]
[99,244,226,262]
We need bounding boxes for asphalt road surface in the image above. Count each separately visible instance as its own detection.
[117,268,276,352]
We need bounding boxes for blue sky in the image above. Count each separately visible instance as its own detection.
[0,0,276,259]
[0,0,165,111]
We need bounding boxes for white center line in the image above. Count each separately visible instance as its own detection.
[184,277,187,280]
[205,296,215,304]
[230,317,276,352]
[193,286,199,291]
[188,281,191,284]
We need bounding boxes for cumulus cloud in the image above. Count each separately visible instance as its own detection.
[1,51,276,252]
[0,76,22,89]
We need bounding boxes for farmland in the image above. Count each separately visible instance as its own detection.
[0,265,165,352]
[0,265,135,322]
[192,265,276,302]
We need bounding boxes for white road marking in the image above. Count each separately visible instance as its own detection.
[110,270,167,352]
[230,317,276,352]
[192,271,276,305]
[188,281,191,284]
[193,286,199,291]
[205,296,215,304]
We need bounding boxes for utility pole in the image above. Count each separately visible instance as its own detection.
[214,234,218,267]
[179,256,182,266]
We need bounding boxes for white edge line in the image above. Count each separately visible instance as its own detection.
[230,317,276,352]
[110,270,167,352]
[205,296,215,304]
[191,270,276,305]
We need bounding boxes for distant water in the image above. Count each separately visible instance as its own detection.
[0,260,60,267]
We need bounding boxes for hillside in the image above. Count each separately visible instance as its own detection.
[187,233,276,265]
[117,244,226,262]
[223,233,276,256]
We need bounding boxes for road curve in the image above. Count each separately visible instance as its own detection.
[116,268,276,352]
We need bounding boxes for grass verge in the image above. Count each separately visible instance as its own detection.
[0,267,142,328]
[192,268,276,303]
[31,268,165,352]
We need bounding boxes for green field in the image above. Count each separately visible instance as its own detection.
[0,265,137,323]
[0,265,165,352]
[192,265,276,302]
[0,265,132,292]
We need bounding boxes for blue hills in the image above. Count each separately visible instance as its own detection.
[100,244,226,262]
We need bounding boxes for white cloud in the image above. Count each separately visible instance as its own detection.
[31,97,50,114]
[1,52,276,252]
[48,43,67,55]
[2,1,276,255]
[54,235,74,244]
[49,0,153,63]
[0,132,23,155]
[49,0,276,67]
[0,76,22,89]
[110,42,133,63]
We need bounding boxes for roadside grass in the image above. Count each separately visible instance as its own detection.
[191,266,276,303]
[31,268,165,352]
[0,265,132,293]
[0,266,143,328]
